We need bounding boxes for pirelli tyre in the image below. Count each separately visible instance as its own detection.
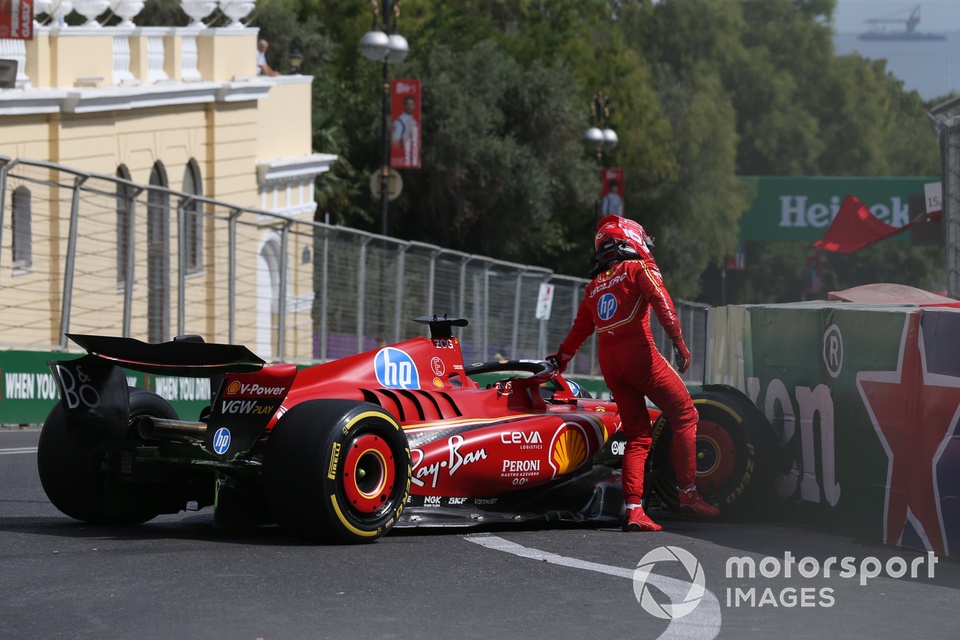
[37,387,178,526]
[648,385,777,519]
[263,400,411,544]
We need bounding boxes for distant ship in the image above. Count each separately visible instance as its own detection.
[858,4,947,41]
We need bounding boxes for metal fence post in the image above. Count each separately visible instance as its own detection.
[510,269,522,358]
[59,176,88,350]
[176,198,190,336]
[0,158,9,266]
[357,237,370,354]
[320,223,330,361]
[394,243,408,342]
[482,262,492,360]
[277,221,292,360]
[427,249,437,318]
[122,186,143,338]
[458,255,473,320]
[228,209,241,344]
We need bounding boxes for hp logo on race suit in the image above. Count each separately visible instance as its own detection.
[213,428,231,455]
[375,347,420,389]
[597,293,618,321]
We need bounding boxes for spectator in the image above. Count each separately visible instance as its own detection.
[256,39,280,77]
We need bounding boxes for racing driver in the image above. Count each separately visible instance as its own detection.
[548,215,719,532]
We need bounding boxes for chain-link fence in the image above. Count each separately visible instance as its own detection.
[0,156,707,383]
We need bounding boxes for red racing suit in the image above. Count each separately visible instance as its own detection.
[556,257,698,506]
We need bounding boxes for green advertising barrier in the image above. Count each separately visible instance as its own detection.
[706,302,960,556]
[739,176,938,242]
[0,350,213,425]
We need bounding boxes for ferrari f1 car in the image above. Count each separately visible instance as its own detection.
[38,316,776,543]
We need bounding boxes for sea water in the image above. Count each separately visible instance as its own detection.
[833,31,960,101]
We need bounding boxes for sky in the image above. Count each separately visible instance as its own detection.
[833,1,960,34]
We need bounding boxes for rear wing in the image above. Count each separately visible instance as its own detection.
[66,334,265,376]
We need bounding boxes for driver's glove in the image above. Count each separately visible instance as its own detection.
[546,350,573,374]
[673,338,691,374]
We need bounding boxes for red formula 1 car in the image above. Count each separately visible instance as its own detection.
[38,317,775,543]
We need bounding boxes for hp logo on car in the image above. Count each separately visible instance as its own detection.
[375,347,420,389]
[213,427,231,455]
[597,293,618,321]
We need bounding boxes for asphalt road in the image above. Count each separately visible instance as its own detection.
[2,427,959,640]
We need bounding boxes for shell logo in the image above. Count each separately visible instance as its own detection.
[550,424,588,477]
[226,381,241,395]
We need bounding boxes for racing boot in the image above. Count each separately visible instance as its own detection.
[624,504,662,532]
[678,487,720,518]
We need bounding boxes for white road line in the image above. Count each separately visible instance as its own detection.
[464,533,722,640]
[0,447,38,455]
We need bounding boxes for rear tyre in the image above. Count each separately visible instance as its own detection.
[263,400,411,543]
[37,388,178,525]
[648,385,777,518]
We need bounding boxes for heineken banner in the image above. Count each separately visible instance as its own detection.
[739,176,938,242]
[706,302,960,556]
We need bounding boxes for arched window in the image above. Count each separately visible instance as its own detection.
[181,159,203,275]
[11,186,31,271]
[116,165,134,287]
[147,161,170,343]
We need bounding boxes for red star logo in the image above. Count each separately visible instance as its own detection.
[857,314,960,555]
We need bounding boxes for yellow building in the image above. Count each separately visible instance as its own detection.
[0,4,335,360]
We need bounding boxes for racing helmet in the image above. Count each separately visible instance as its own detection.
[594,214,653,256]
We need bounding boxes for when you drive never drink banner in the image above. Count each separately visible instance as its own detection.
[706,303,960,557]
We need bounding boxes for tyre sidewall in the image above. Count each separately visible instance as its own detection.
[264,400,411,543]
[650,388,775,518]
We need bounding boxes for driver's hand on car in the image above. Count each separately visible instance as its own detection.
[673,339,691,374]
[546,351,573,374]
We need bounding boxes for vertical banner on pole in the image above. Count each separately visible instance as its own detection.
[600,168,624,217]
[390,79,421,169]
[0,0,33,40]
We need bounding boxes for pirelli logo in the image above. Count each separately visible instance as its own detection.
[327,442,341,479]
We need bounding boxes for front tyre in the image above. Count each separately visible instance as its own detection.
[263,400,411,543]
[649,385,777,518]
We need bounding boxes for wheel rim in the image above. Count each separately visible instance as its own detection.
[341,433,396,515]
[694,420,736,492]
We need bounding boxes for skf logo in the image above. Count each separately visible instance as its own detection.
[598,293,618,321]
[375,347,420,389]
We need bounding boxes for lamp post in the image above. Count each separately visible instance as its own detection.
[584,92,618,223]
[360,0,409,237]
[289,48,303,74]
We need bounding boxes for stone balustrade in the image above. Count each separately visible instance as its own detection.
[1,0,263,90]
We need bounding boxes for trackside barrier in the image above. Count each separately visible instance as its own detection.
[0,156,706,423]
[706,302,960,557]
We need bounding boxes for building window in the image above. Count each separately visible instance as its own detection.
[116,165,134,287]
[11,186,31,271]
[147,161,170,343]
[181,159,203,275]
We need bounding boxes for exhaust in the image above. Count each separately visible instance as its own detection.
[135,416,208,442]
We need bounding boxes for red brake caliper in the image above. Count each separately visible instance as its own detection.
[341,433,396,514]
[694,420,736,492]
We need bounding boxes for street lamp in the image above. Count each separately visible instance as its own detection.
[360,0,409,237]
[289,48,303,74]
[584,92,618,222]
